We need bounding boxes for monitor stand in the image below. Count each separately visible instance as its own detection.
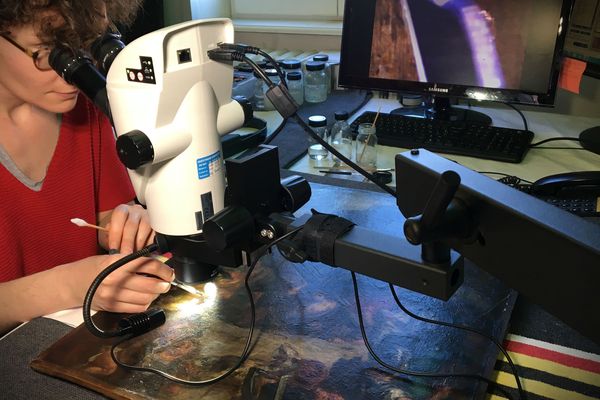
[390,95,492,126]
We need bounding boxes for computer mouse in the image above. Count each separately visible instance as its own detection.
[579,126,600,155]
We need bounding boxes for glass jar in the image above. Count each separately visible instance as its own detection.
[329,111,352,166]
[304,61,328,103]
[307,115,329,160]
[312,54,331,93]
[281,59,302,76]
[286,71,304,106]
[355,122,378,170]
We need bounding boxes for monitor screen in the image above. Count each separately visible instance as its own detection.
[338,0,573,107]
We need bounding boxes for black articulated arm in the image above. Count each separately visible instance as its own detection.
[269,211,464,301]
[396,149,600,345]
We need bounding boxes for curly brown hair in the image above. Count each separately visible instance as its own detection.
[0,0,141,49]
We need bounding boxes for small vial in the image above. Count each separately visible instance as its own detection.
[307,115,329,160]
[286,71,304,106]
[304,61,328,103]
[313,54,331,93]
[329,111,353,166]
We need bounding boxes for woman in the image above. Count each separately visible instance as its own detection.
[0,1,173,334]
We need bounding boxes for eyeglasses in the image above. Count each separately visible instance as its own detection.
[0,33,52,71]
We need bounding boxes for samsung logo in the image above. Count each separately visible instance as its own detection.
[427,85,449,93]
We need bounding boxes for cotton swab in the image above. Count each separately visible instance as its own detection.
[70,218,109,232]
[170,279,204,298]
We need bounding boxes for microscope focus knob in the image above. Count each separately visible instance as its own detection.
[116,130,154,169]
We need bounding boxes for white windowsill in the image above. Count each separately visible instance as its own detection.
[232,19,343,36]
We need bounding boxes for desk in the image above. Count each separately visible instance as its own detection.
[285,98,600,185]
[5,97,600,400]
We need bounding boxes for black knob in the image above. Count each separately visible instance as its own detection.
[116,130,154,169]
[203,206,255,251]
[233,95,253,123]
[280,175,311,212]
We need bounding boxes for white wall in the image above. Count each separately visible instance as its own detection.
[163,0,230,25]
[190,0,231,20]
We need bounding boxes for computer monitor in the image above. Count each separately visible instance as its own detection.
[338,0,573,124]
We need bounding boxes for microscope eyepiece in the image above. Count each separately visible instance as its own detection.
[91,31,125,75]
[49,46,111,119]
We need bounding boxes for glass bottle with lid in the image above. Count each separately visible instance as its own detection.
[329,111,353,166]
[286,71,304,106]
[307,115,329,160]
[312,54,331,93]
[304,61,328,103]
[281,59,302,76]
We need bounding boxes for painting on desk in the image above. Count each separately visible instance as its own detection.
[31,256,515,400]
[31,184,515,399]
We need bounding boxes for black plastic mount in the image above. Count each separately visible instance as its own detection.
[158,145,311,283]
[396,148,600,345]
[270,211,464,301]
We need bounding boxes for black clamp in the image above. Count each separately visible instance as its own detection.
[293,209,355,265]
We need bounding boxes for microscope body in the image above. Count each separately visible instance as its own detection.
[106,19,245,237]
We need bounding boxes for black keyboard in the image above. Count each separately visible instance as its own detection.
[350,111,534,163]
[500,181,600,218]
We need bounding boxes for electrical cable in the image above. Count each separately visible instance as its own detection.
[530,137,582,148]
[497,102,529,132]
[209,46,398,197]
[477,171,532,185]
[530,146,586,150]
[254,49,288,88]
[83,243,159,338]
[265,89,372,147]
[289,113,397,197]
[109,226,304,385]
[241,56,274,89]
[350,272,519,400]
[209,45,520,396]
[262,117,289,145]
[217,43,287,88]
[389,284,526,400]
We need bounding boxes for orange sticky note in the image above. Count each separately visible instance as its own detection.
[558,57,587,94]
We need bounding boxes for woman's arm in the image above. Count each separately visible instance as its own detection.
[0,254,173,335]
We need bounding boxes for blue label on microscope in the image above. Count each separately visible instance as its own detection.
[196,151,222,179]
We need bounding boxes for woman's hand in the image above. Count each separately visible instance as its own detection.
[99,203,155,254]
[86,254,174,313]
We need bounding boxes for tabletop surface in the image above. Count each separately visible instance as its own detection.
[281,98,600,185]
[30,182,516,400]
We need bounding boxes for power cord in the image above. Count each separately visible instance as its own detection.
[351,272,520,400]
[208,46,397,197]
[389,283,526,400]
[530,137,582,148]
[218,42,287,88]
[496,101,529,132]
[492,102,586,151]
[477,171,532,185]
[109,226,304,385]
[209,44,524,396]
[83,243,160,338]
